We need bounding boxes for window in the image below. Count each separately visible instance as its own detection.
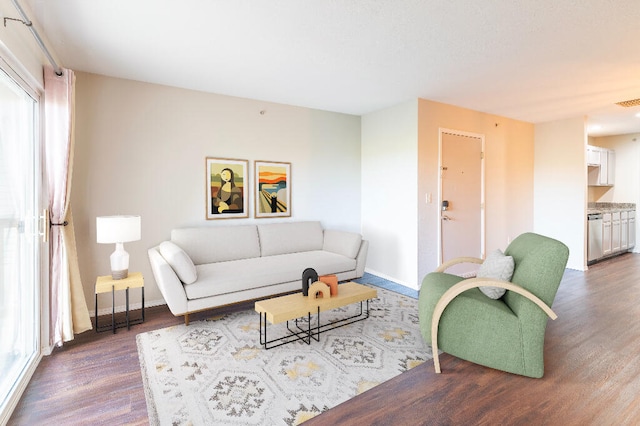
[0,63,41,422]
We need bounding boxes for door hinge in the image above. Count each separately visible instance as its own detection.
[480,152,484,160]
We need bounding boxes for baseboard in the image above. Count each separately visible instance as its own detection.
[91,298,167,317]
[363,268,419,291]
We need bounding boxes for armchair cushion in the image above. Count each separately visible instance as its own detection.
[477,249,514,299]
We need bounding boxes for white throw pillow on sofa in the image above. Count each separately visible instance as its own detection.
[159,241,198,284]
[477,249,514,299]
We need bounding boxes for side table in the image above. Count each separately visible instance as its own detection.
[95,271,145,334]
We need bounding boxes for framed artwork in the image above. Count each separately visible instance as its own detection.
[255,161,291,218]
[206,157,249,219]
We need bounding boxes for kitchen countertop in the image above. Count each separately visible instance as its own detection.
[587,202,636,214]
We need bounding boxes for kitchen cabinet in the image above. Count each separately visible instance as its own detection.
[590,207,636,264]
[612,211,621,252]
[587,145,615,186]
[629,211,636,249]
[587,145,601,166]
[607,150,615,186]
[603,213,612,256]
[599,149,609,185]
[621,211,628,251]
[587,203,636,265]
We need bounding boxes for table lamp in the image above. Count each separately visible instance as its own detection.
[96,215,141,279]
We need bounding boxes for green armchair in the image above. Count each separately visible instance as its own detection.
[419,233,569,378]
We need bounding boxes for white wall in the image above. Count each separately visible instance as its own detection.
[589,133,640,203]
[534,117,587,270]
[73,72,362,311]
[361,100,419,288]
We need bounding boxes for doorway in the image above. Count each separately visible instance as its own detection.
[439,129,485,276]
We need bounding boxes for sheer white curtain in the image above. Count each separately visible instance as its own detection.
[44,65,91,346]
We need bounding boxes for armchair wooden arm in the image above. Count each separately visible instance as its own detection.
[430,277,557,374]
[435,257,484,273]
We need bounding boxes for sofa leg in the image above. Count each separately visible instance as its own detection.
[184,313,190,326]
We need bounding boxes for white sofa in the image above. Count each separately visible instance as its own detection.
[148,221,368,324]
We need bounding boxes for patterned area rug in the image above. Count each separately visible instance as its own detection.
[136,285,432,425]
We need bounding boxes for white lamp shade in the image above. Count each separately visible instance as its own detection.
[96,215,141,244]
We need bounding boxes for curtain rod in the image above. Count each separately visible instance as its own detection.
[6,0,63,76]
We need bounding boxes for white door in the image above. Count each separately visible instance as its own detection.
[439,130,484,276]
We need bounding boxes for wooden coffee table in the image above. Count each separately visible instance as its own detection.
[255,282,377,349]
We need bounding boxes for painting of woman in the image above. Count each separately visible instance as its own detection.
[212,168,243,213]
[206,158,248,219]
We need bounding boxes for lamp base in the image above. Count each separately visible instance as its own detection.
[111,269,129,280]
[110,242,130,280]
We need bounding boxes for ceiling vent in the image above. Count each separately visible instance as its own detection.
[616,98,640,107]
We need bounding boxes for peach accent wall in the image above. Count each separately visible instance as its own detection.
[418,99,535,283]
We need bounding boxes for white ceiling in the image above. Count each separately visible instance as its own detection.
[21,0,640,137]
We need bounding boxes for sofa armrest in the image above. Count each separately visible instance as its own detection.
[323,230,363,258]
[148,246,188,315]
[355,240,369,278]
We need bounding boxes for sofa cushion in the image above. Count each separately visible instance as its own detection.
[477,249,514,299]
[171,225,260,265]
[257,221,324,257]
[184,250,356,300]
[323,230,362,259]
[159,241,197,284]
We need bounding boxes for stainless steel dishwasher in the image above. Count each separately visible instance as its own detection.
[588,213,603,263]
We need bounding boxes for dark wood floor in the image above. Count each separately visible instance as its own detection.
[9,253,640,425]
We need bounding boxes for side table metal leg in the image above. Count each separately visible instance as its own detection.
[141,287,145,322]
[126,287,130,330]
[95,293,98,332]
[111,285,116,334]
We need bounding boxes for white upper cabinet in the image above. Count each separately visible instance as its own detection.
[607,150,615,186]
[587,145,601,166]
[587,145,615,186]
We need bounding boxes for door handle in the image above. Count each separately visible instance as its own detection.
[442,215,452,221]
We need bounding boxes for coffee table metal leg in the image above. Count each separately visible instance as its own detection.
[314,306,320,342]
[260,312,266,346]
[259,298,374,349]
[303,299,371,336]
[261,313,318,349]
